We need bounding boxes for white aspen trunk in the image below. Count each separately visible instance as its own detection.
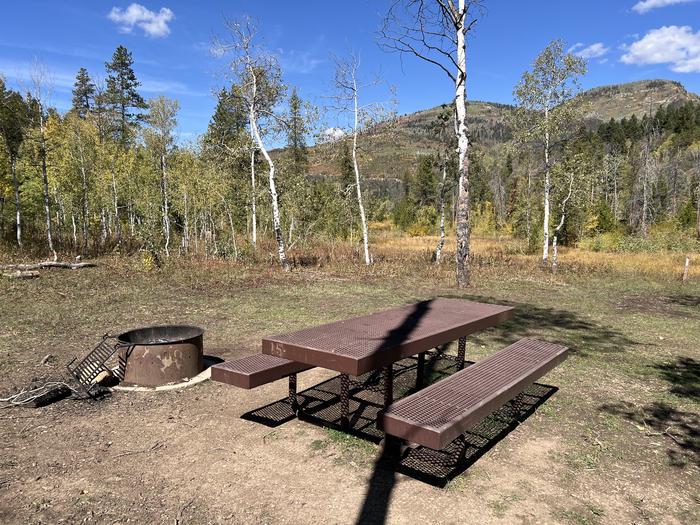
[193,214,199,254]
[160,152,170,256]
[603,167,609,205]
[288,216,294,246]
[77,139,89,254]
[71,213,78,250]
[210,210,218,255]
[248,81,289,271]
[202,213,208,258]
[54,187,64,247]
[551,174,573,273]
[682,256,690,283]
[435,163,447,263]
[542,107,551,264]
[183,191,190,253]
[250,147,257,247]
[111,168,119,239]
[129,204,135,237]
[222,197,238,259]
[38,111,56,260]
[11,156,21,246]
[454,0,471,287]
[526,158,532,240]
[351,76,371,266]
[100,208,107,246]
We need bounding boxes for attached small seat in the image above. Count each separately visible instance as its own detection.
[211,354,313,389]
[380,338,568,450]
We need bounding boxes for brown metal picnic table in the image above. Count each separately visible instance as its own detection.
[262,298,514,428]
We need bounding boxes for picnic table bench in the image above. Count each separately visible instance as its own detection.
[211,298,568,452]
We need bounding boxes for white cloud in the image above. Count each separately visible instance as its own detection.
[621,25,700,72]
[319,127,346,143]
[140,77,206,97]
[572,42,609,59]
[108,3,174,38]
[277,49,323,74]
[632,0,694,14]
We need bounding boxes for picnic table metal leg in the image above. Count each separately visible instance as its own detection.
[383,365,394,409]
[457,336,467,370]
[288,374,298,414]
[416,352,425,389]
[340,373,349,429]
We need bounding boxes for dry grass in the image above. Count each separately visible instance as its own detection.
[372,228,700,281]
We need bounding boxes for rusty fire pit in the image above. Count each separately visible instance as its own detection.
[117,325,204,387]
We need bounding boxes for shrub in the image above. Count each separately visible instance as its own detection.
[408,206,438,236]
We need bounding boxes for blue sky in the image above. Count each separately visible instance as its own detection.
[1,0,699,141]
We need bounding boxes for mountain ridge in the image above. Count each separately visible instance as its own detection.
[308,79,700,185]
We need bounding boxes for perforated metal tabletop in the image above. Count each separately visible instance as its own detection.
[262,298,514,375]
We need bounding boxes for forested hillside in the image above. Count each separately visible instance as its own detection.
[310,78,700,254]
[1,44,699,262]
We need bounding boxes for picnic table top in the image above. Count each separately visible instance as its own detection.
[261,298,514,376]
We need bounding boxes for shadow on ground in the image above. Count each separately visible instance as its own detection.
[440,294,637,356]
[243,354,557,488]
[664,294,700,308]
[599,400,699,468]
[653,357,699,401]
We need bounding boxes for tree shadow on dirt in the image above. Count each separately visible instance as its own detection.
[441,293,637,356]
[664,294,700,308]
[599,400,699,468]
[653,357,699,401]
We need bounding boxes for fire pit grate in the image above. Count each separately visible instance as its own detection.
[67,335,125,396]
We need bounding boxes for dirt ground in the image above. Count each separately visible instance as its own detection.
[0,255,698,524]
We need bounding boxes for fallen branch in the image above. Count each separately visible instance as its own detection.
[1,270,40,280]
[663,426,684,446]
[0,381,78,407]
[0,261,96,271]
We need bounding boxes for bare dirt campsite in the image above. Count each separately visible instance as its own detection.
[2,1,700,524]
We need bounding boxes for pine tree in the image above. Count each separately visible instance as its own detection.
[286,88,308,177]
[104,45,146,144]
[71,67,95,119]
[339,140,354,194]
[0,79,28,246]
[204,86,247,150]
[413,155,436,207]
